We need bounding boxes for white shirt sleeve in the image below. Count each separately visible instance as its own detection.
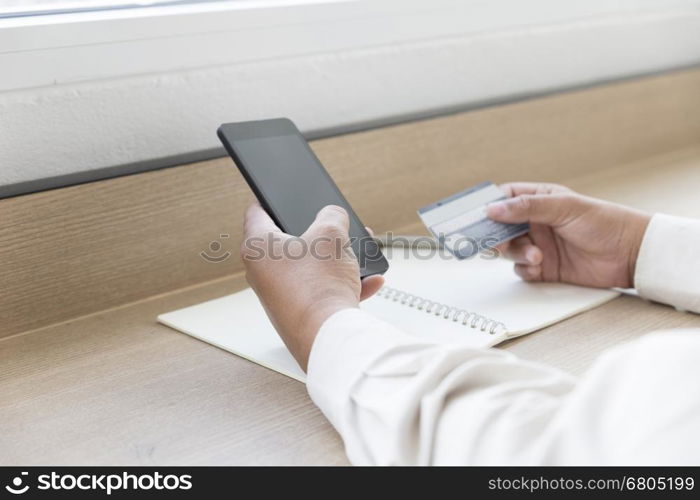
[306,214,700,465]
[635,214,700,314]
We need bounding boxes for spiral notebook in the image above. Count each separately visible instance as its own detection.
[158,249,619,382]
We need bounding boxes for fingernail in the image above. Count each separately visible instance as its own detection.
[525,247,540,265]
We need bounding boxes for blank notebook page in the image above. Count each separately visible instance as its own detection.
[158,252,619,382]
[367,251,619,338]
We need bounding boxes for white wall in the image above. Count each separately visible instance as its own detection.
[1,0,700,195]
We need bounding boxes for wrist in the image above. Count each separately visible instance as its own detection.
[296,295,358,370]
[302,296,358,337]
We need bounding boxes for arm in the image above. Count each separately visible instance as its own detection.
[307,310,700,465]
[307,309,576,465]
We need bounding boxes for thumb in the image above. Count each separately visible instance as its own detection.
[360,274,384,301]
[304,205,350,238]
[487,194,574,226]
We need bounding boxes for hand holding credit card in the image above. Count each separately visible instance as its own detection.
[418,181,529,259]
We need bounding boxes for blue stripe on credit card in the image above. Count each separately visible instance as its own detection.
[418,182,529,259]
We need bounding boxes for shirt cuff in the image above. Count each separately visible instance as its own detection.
[306,307,413,431]
[635,213,700,313]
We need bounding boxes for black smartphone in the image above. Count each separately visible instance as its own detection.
[217,118,389,278]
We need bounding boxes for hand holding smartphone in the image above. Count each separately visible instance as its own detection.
[217,118,389,277]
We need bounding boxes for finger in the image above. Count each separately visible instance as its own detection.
[486,193,577,226]
[514,263,542,282]
[244,202,282,236]
[365,226,375,237]
[494,240,511,255]
[498,182,570,198]
[303,205,350,238]
[360,274,385,301]
[499,236,543,265]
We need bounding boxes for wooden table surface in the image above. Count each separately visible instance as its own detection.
[2,147,700,465]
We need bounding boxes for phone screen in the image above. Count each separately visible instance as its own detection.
[222,121,388,277]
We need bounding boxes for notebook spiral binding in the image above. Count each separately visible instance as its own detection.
[376,286,506,335]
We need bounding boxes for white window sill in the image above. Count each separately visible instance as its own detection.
[1,0,699,194]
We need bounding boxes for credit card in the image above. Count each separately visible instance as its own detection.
[417,181,529,259]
